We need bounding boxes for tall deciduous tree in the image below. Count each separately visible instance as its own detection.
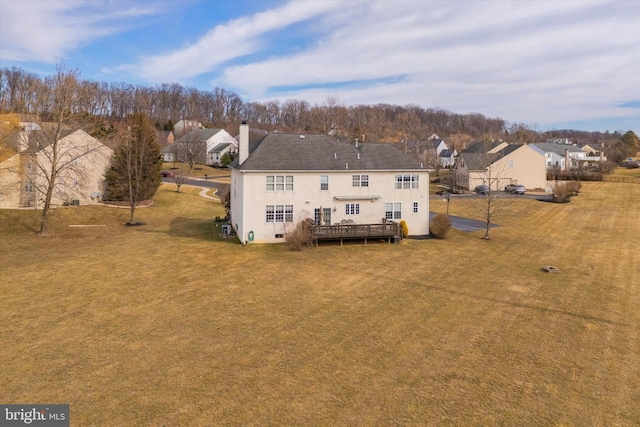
[105,113,162,225]
[26,66,110,235]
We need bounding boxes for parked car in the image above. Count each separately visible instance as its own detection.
[161,171,173,177]
[474,184,490,195]
[505,183,526,194]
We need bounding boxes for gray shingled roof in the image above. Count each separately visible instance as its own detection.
[232,133,425,171]
[458,152,499,171]
[209,142,233,153]
[531,142,585,155]
[463,141,505,153]
[460,143,523,171]
[458,144,524,170]
[176,128,222,142]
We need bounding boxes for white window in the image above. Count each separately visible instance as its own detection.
[266,205,294,223]
[24,182,33,193]
[352,174,369,187]
[395,174,419,189]
[275,205,284,222]
[267,175,294,192]
[320,175,329,191]
[345,203,360,215]
[385,202,402,220]
[413,202,418,213]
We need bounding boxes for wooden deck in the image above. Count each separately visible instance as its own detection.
[311,221,401,246]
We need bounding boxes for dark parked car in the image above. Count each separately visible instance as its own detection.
[474,184,490,194]
[505,183,526,194]
[161,171,173,177]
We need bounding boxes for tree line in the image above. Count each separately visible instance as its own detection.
[0,66,529,141]
[1,65,635,156]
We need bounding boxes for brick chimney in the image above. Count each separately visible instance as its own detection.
[239,121,249,165]
[564,149,570,172]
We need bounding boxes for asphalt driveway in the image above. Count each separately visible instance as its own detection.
[428,212,499,232]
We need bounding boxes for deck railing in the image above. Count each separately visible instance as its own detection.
[311,221,400,244]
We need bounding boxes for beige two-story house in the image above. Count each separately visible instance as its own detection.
[453,143,546,191]
[230,123,431,244]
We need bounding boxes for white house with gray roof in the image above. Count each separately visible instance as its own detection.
[230,122,431,244]
[173,128,237,166]
[531,142,587,170]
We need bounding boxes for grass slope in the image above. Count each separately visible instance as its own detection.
[1,182,639,425]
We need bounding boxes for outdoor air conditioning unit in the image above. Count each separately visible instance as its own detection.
[221,225,231,236]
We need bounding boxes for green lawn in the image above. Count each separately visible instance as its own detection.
[1,182,639,425]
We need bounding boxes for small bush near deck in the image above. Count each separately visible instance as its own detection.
[399,220,409,238]
[430,214,452,239]
[284,219,314,251]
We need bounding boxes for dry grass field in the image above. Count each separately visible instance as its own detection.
[1,181,639,425]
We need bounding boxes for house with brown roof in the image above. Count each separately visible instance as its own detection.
[230,122,431,244]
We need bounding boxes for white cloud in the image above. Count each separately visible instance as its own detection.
[0,0,159,63]
[117,0,354,82]
[214,0,640,127]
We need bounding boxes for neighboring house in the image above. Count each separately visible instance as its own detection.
[452,143,546,191]
[407,138,448,167]
[531,143,588,170]
[209,142,236,165]
[438,149,457,168]
[173,119,204,138]
[0,129,113,208]
[157,130,176,162]
[230,123,431,244]
[174,129,238,166]
[546,138,572,145]
[577,143,607,163]
[156,130,174,148]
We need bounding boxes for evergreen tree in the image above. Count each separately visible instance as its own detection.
[105,113,162,224]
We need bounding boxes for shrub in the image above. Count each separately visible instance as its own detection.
[430,214,452,239]
[284,219,314,251]
[565,181,582,196]
[399,220,409,238]
[553,183,571,203]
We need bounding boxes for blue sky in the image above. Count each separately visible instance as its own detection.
[1,0,639,134]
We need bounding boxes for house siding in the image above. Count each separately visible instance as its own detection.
[0,130,112,208]
[231,169,430,244]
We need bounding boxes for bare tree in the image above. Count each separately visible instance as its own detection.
[172,165,189,193]
[175,139,206,173]
[469,140,514,240]
[16,66,113,235]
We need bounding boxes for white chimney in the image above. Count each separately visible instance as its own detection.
[239,121,249,165]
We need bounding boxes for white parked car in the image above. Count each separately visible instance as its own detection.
[505,184,526,194]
